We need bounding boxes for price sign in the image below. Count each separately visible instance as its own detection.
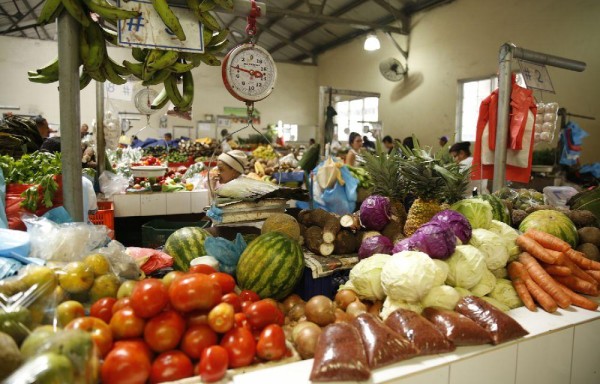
[104,82,134,101]
[517,60,555,93]
[117,0,204,53]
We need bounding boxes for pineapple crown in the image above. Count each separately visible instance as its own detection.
[362,149,406,201]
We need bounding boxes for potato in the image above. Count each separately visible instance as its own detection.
[576,243,600,262]
[577,227,600,247]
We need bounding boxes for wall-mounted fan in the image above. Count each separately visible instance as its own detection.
[379,57,407,82]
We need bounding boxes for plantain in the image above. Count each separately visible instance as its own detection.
[122,60,144,79]
[79,71,93,90]
[83,23,107,71]
[142,68,172,86]
[151,87,169,109]
[37,0,63,24]
[177,70,194,111]
[207,29,228,48]
[131,47,148,62]
[163,74,184,107]
[87,68,107,82]
[196,11,221,31]
[101,58,127,85]
[100,25,119,46]
[198,53,221,66]
[146,49,179,71]
[206,39,229,53]
[60,0,91,27]
[213,0,233,11]
[28,73,58,84]
[82,0,140,22]
[198,0,216,12]
[35,58,59,77]
[168,60,195,73]
[202,27,213,47]
[108,57,132,76]
[152,0,186,41]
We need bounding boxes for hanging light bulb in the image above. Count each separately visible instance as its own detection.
[364,33,381,51]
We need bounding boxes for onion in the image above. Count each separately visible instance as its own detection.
[292,321,320,343]
[282,294,305,314]
[368,300,383,318]
[287,302,306,322]
[346,300,367,319]
[334,289,358,311]
[305,295,336,326]
[294,325,322,359]
[334,308,351,323]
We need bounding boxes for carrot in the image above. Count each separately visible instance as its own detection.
[516,235,558,264]
[558,256,598,285]
[545,249,566,263]
[525,278,558,313]
[555,282,599,311]
[524,229,571,252]
[566,249,600,271]
[507,262,537,311]
[519,252,571,309]
[585,269,600,283]
[543,264,572,277]
[554,275,599,296]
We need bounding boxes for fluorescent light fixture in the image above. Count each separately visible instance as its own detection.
[364,33,380,51]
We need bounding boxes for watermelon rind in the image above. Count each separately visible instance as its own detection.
[519,210,578,247]
[477,194,511,225]
[164,227,212,271]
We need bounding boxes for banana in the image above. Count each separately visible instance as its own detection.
[163,74,184,107]
[101,58,127,85]
[79,27,92,68]
[142,68,171,86]
[37,0,63,24]
[100,25,119,46]
[83,23,107,71]
[28,73,58,84]
[82,0,140,22]
[202,27,213,46]
[196,11,221,31]
[181,53,203,67]
[178,70,194,110]
[108,57,132,76]
[80,71,92,90]
[151,87,169,109]
[142,49,161,80]
[122,60,144,79]
[49,3,65,21]
[198,53,221,66]
[60,0,91,27]
[35,58,59,77]
[131,47,148,62]
[199,0,216,12]
[213,0,233,11]
[152,0,186,41]
[87,69,107,82]
[206,38,228,53]
[146,50,179,71]
[168,60,195,73]
[207,29,228,48]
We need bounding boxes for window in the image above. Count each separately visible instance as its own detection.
[335,97,379,143]
[276,120,298,142]
[457,74,526,142]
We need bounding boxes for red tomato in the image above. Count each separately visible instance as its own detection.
[130,278,169,318]
[144,310,186,353]
[256,324,286,361]
[220,327,256,368]
[199,345,229,383]
[234,313,251,331]
[243,299,285,330]
[221,293,242,313]
[240,300,253,313]
[149,350,193,384]
[113,339,154,361]
[208,272,236,294]
[110,308,146,340]
[180,324,218,360]
[185,310,209,328]
[65,316,113,358]
[189,264,217,274]
[112,297,132,314]
[208,302,234,333]
[239,289,260,302]
[101,343,151,384]
[168,273,222,312]
[90,297,117,324]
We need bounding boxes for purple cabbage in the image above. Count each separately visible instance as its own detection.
[411,221,457,260]
[431,209,473,243]
[358,235,393,260]
[392,237,418,254]
[359,195,391,231]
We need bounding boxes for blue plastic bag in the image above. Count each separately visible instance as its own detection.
[0,169,7,229]
[204,233,247,275]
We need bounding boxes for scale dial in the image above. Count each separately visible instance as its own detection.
[222,43,277,102]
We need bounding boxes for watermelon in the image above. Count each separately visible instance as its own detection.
[236,232,304,300]
[519,210,578,247]
[476,194,511,225]
[164,227,212,271]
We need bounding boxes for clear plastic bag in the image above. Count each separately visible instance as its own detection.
[98,170,129,198]
[96,240,143,280]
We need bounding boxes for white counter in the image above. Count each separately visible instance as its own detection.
[109,190,210,217]
[231,302,600,384]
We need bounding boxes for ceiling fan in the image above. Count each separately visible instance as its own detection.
[379,57,407,82]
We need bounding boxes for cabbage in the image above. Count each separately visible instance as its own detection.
[411,221,457,260]
[381,251,438,303]
[347,253,390,301]
[359,195,391,231]
[392,237,418,253]
[450,199,494,229]
[432,259,449,286]
[380,296,423,320]
[454,287,472,297]
[445,245,487,289]
[358,235,393,259]
[431,209,473,243]
[491,267,508,279]
[421,285,461,310]
[469,229,510,270]
[489,278,523,309]
[480,296,510,312]
[488,220,520,261]
[470,269,497,297]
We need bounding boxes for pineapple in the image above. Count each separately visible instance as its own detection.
[441,163,471,205]
[363,150,407,232]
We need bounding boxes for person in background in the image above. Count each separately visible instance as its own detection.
[345,132,364,166]
[220,129,232,153]
[362,135,375,150]
[436,135,452,164]
[80,123,90,138]
[210,149,248,190]
[449,141,488,196]
[309,138,316,146]
[118,135,131,148]
[402,136,414,150]
[382,135,395,154]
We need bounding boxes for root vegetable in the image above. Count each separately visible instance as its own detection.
[576,243,600,262]
[578,227,600,247]
[282,294,304,314]
[288,302,306,322]
[333,230,359,255]
[298,209,341,244]
[334,289,358,311]
[346,300,368,319]
[294,323,322,359]
[340,213,361,231]
[519,252,571,309]
[335,308,352,323]
[305,295,336,326]
[292,321,320,343]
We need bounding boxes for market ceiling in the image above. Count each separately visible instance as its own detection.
[0,0,453,64]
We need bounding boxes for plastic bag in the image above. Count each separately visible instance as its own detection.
[534,102,559,145]
[204,233,247,275]
[95,240,143,280]
[23,216,110,261]
[99,170,129,198]
[0,168,7,229]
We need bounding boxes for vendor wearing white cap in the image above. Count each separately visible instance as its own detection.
[215,150,248,184]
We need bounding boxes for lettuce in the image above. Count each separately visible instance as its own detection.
[469,229,510,270]
[489,278,523,309]
[445,245,487,289]
[347,253,390,301]
[450,199,494,229]
[421,285,461,310]
[381,251,438,303]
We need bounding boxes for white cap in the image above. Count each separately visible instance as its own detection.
[217,150,248,174]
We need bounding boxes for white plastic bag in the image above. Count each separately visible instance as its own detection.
[99,171,129,197]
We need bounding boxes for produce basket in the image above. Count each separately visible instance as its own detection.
[209,198,288,224]
[89,201,114,238]
[141,218,211,249]
[130,165,168,178]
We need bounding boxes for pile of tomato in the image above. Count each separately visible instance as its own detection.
[70,265,289,384]
[131,155,163,167]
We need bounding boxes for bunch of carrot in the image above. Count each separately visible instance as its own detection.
[508,228,600,313]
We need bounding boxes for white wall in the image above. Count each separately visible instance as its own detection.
[0,35,318,143]
[316,0,600,163]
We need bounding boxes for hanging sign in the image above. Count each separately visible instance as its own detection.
[516,59,555,93]
[104,82,134,101]
[117,0,204,53]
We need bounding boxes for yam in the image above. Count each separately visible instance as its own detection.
[333,230,359,255]
[577,227,600,247]
[511,209,527,228]
[305,226,334,256]
[576,243,600,262]
[298,209,341,244]
[566,210,598,228]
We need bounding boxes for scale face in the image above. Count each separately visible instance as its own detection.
[222,43,277,102]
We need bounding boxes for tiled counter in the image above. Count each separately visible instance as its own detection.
[108,190,210,217]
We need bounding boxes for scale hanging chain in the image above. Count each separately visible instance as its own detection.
[245,0,261,44]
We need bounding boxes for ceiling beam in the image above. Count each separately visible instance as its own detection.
[252,0,304,41]
[21,0,51,39]
[401,0,455,14]
[0,3,28,37]
[257,21,314,60]
[371,0,409,29]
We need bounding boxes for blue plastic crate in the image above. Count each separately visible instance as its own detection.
[293,267,350,301]
[272,171,305,183]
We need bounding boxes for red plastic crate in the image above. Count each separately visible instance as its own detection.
[89,201,115,238]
